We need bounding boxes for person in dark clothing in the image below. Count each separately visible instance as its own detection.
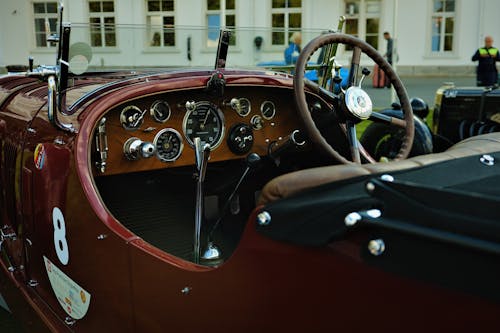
[472,35,500,86]
[383,31,394,65]
[383,31,394,88]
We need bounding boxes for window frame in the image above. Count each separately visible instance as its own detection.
[145,0,176,48]
[343,0,381,51]
[88,0,117,48]
[205,0,237,49]
[429,0,456,54]
[270,0,302,48]
[33,1,58,48]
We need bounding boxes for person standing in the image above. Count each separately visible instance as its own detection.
[383,31,394,66]
[382,31,394,88]
[472,35,500,86]
[284,32,302,64]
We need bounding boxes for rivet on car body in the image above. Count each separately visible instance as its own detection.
[181,287,192,295]
[344,212,361,226]
[480,154,494,166]
[368,239,385,256]
[28,279,39,287]
[65,317,76,326]
[257,211,271,226]
[366,209,382,218]
[366,182,375,192]
[97,234,107,240]
[380,174,394,182]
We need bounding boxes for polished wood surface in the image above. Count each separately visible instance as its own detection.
[97,85,309,175]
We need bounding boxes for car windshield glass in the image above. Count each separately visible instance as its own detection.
[45,23,333,74]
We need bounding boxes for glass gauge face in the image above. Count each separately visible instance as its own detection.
[150,100,171,123]
[260,101,276,120]
[183,101,225,149]
[231,97,251,117]
[154,128,183,162]
[120,105,145,130]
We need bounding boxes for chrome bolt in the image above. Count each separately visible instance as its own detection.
[344,212,361,226]
[64,317,76,326]
[480,154,495,166]
[181,287,191,295]
[368,239,385,256]
[256,211,271,226]
[97,234,107,240]
[366,182,375,192]
[28,279,39,287]
[380,174,394,182]
[366,209,381,218]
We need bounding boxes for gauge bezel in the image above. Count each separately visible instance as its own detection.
[150,100,171,123]
[232,97,251,117]
[182,101,225,150]
[120,105,144,131]
[153,128,184,162]
[260,100,276,120]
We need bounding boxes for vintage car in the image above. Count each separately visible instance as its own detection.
[1,8,500,333]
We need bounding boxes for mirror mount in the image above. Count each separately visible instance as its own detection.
[27,2,74,132]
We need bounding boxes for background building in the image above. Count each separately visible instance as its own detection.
[1,0,499,75]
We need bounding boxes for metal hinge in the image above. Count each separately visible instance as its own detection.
[0,226,17,252]
[95,117,108,173]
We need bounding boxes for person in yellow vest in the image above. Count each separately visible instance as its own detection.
[472,35,500,86]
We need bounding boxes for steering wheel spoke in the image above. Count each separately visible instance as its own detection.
[304,78,339,104]
[346,120,361,163]
[347,46,362,87]
[369,111,407,128]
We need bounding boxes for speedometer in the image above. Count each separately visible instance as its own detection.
[154,128,183,162]
[182,101,225,149]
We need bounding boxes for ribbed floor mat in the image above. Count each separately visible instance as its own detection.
[95,170,196,260]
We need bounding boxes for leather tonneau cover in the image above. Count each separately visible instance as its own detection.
[257,151,500,247]
[256,152,500,303]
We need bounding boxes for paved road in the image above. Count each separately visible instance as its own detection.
[366,75,474,109]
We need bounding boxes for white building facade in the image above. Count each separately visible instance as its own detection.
[1,0,499,75]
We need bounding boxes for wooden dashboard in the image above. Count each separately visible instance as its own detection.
[93,85,319,176]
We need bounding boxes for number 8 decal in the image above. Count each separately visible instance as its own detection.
[53,207,69,265]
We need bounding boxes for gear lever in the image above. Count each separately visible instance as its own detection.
[193,137,211,264]
[201,153,261,264]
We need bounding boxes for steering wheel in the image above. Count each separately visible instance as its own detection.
[293,33,414,164]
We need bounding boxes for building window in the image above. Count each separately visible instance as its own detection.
[147,0,175,47]
[89,1,116,47]
[206,0,236,48]
[271,0,302,46]
[344,0,380,50]
[431,0,455,52]
[33,2,58,47]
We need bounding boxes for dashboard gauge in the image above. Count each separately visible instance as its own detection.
[230,97,251,117]
[150,100,171,123]
[154,128,184,162]
[227,123,254,155]
[120,105,146,130]
[183,101,225,149]
[260,101,276,120]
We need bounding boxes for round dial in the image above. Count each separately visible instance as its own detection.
[120,105,145,130]
[154,128,184,162]
[230,97,251,117]
[150,100,171,123]
[260,101,276,120]
[183,101,225,149]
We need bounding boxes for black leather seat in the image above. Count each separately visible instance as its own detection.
[258,132,500,205]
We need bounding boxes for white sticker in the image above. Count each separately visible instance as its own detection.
[53,207,69,265]
[44,256,91,319]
